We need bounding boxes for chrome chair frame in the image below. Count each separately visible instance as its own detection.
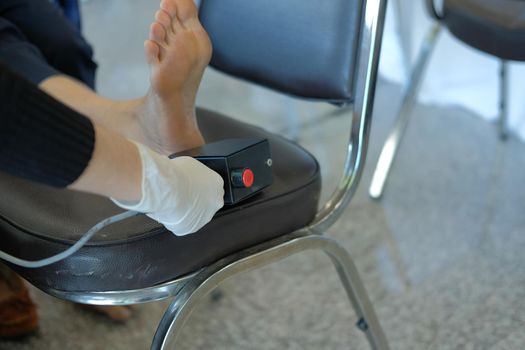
[40,0,390,348]
[369,0,509,199]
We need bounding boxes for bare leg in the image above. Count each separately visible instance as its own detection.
[40,0,211,155]
[36,0,213,322]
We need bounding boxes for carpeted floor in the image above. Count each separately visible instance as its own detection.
[2,1,525,349]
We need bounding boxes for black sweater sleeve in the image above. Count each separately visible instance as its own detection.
[0,62,95,187]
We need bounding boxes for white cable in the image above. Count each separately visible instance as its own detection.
[0,210,139,268]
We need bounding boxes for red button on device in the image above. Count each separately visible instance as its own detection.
[242,168,254,188]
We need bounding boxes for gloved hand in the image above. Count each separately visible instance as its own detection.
[111,142,224,236]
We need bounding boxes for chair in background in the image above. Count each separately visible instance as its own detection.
[369,0,525,199]
[0,0,390,348]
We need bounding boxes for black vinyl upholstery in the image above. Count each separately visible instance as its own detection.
[0,108,320,292]
[199,0,363,103]
[443,0,525,60]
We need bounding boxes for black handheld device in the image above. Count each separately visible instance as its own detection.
[170,138,273,205]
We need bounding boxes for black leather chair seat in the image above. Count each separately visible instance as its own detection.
[444,0,525,60]
[0,108,320,292]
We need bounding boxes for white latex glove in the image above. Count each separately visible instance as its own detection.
[111,142,224,236]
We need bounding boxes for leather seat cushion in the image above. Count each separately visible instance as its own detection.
[444,0,525,60]
[0,108,321,292]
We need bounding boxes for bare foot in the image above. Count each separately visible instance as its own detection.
[137,0,212,154]
[78,304,135,323]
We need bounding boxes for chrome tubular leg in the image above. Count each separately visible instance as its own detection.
[499,60,509,141]
[369,24,441,199]
[394,0,413,76]
[151,232,389,349]
[151,279,201,350]
[321,238,390,350]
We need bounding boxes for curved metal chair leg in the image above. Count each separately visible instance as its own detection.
[369,24,441,199]
[150,279,200,350]
[151,232,389,350]
[322,239,390,350]
[498,60,509,141]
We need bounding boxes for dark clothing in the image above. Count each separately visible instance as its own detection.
[0,0,98,187]
[0,17,59,86]
[52,0,82,31]
[0,0,97,88]
[0,62,95,187]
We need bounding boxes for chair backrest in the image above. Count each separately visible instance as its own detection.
[198,0,363,104]
[199,0,388,231]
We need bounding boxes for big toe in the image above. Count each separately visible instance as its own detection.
[174,0,199,24]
